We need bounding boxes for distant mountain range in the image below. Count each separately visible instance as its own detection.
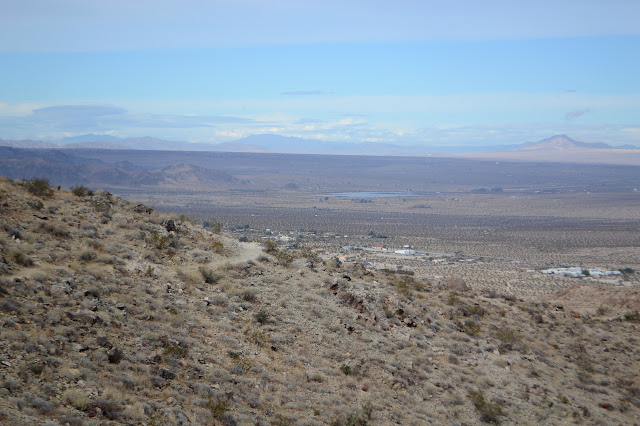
[467,134,640,165]
[1,133,639,165]
[0,146,239,188]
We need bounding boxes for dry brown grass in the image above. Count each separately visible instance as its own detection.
[0,177,638,424]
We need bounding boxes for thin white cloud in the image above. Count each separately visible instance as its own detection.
[564,108,591,121]
[0,104,254,138]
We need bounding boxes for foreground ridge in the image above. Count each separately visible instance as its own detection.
[0,177,639,424]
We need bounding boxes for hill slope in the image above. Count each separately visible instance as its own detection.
[0,178,639,424]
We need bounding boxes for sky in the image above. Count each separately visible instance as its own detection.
[1,0,640,148]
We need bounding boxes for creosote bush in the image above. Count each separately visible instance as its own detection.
[253,310,270,325]
[27,199,44,210]
[331,403,373,426]
[263,239,278,254]
[163,342,189,359]
[25,178,54,197]
[339,364,352,376]
[71,185,93,197]
[464,320,482,336]
[495,328,520,352]
[9,249,33,266]
[468,390,503,424]
[623,311,640,322]
[199,267,222,284]
[211,240,225,254]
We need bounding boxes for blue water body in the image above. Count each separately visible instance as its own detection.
[323,192,440,198]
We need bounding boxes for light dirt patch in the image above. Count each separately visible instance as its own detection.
[547,284,640,313]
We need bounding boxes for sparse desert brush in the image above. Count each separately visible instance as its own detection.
[240,289,257,303]
[91,198,111,213]
[394,275,423,296]
[2,223,22,239]
[63,388,91,411]
[339,364,352,376]
[447,292,461,305]
[77,249,97,262]
[211,240,225,254]
[163,341,189,360]
[9,248,33,266]
[230,356,253,375]
[26,199,44,210]
[24,177,54,197]
[38,221,71,238]
[623,311,640,322]
[199,267,222,284]
[325,256,342,269]
[275,250,295,266]
[218,261,245,272]
[331,403,373,426]
[70,185,93,197]
[263,239,278,254]
[206,398,230,419]
[464,320,482,336]
[149,232,169,249]
[495,328,521,352]
[244,326,270,346]
[468,390,503,424]
[253,310,270,325]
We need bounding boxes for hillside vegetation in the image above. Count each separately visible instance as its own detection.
[0,177,639,425]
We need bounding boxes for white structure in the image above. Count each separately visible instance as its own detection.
[540,267,621,278]
[394,249,416,255]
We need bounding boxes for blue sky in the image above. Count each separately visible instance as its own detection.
[1,0,640,147]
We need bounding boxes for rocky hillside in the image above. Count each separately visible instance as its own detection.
[0,177,639,425]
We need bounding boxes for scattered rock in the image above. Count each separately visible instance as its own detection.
[445,277,468,292]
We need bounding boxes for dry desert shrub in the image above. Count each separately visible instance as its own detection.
[24,178,54,198]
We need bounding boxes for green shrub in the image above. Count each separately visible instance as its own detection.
[163,342,188,359]
[339,364,352,375]
[623,311,640,322]
[71,185,92,197]
[331,403,373,426]
[26,199,44,210]
[468,390,503,424]
[206,399,229,418]
[25,178,54,197]
[253,310,270,325]
[150,232,169,249]
[464,320,482,336]
[275,250,295,266]
[230,357,253,374]
[495,328,520,352]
